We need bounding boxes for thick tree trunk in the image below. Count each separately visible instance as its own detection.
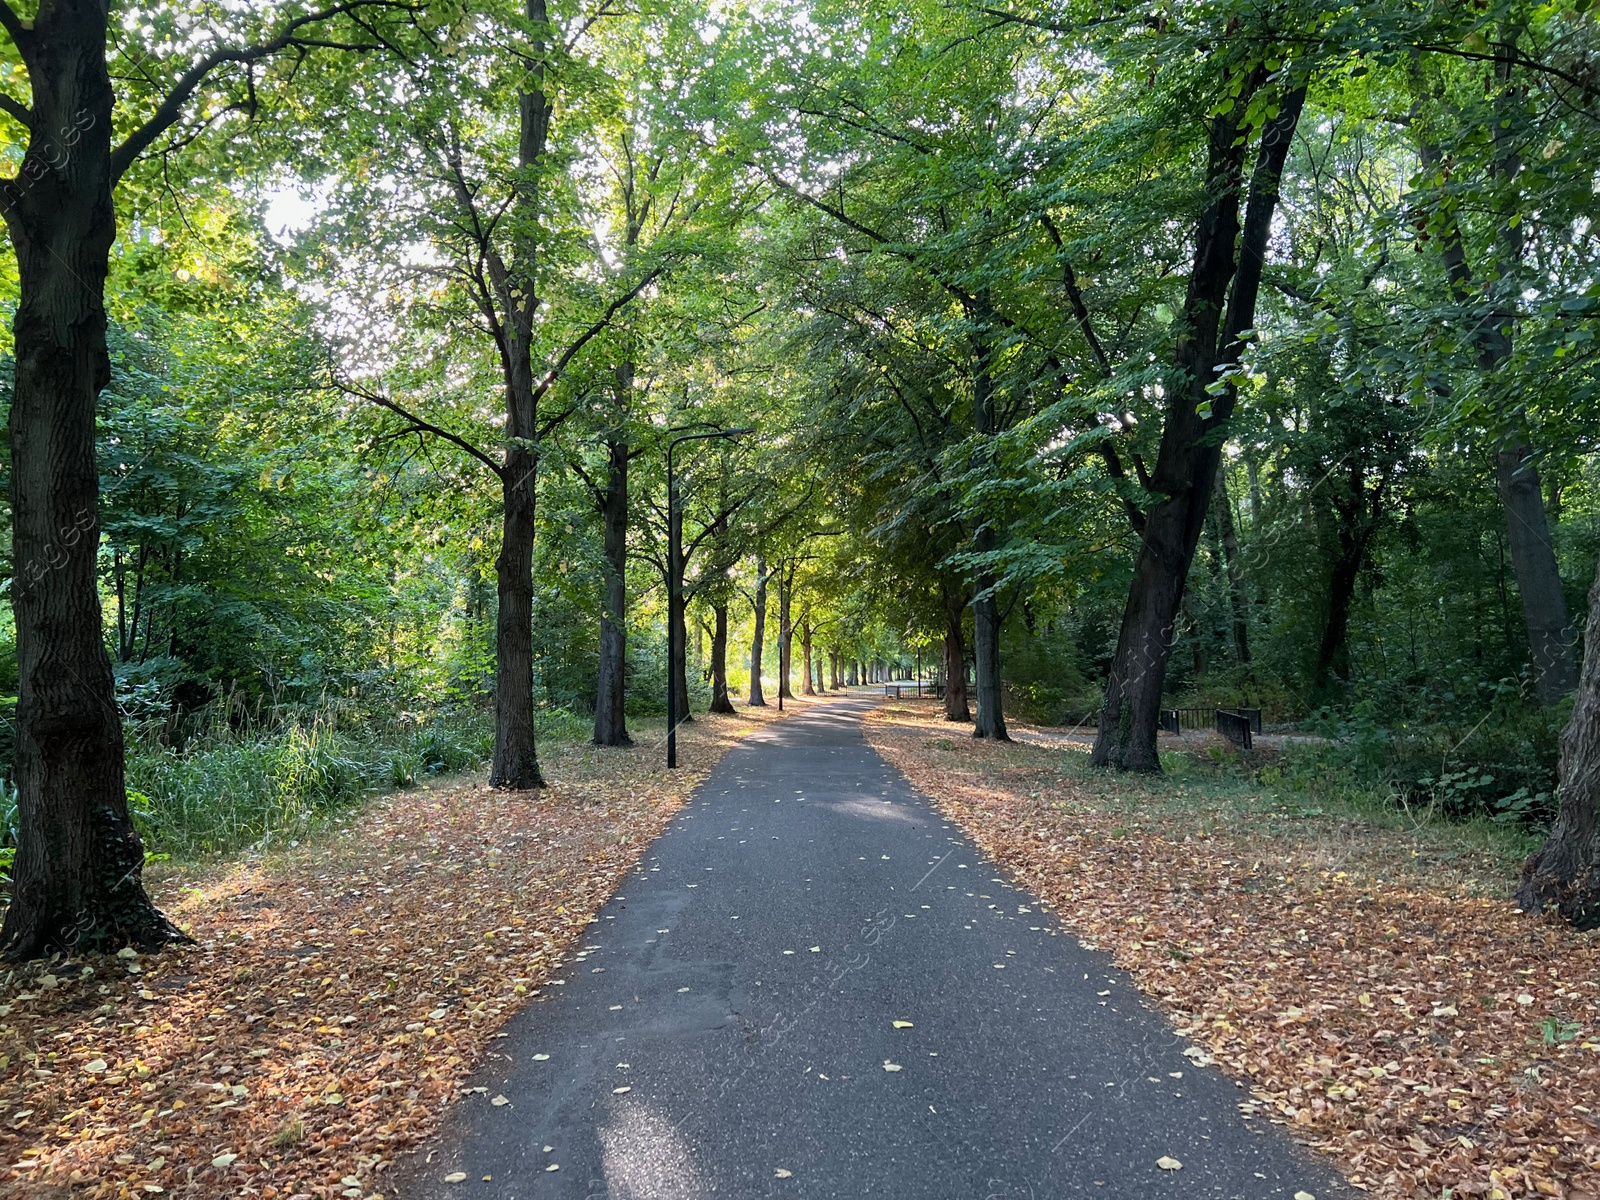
[1517,554,1600,928]
[488,0,554,787]
[0,4,183,958]
[593,431,632,746]
[748,558,768,706]
[1213,469,1251,664]
[801,621,816,695]
[709,603,735,714]
[492,458,544,787]
[1091,84,1303,771]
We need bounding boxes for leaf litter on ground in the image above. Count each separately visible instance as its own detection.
[864,699,1600,1200]
[0,702,801,1199]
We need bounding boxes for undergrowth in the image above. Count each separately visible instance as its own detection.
[0,703,597,878]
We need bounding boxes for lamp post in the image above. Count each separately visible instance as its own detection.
[667,426,755,768]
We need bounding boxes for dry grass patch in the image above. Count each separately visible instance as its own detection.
[866,698,1600,1200]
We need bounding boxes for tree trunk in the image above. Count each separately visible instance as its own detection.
[777,571,794,699]
[709,602,735,714]
[1312,528,1363,696]
[748,557,768,706]
[488,0,555,787]
[1091,84,1303,771]
[942,631,971,721]
[491,457,544,787]
[1517,553,1600,928]
[593,430,631,746]
[1213,469,1251,664]
[1499,445,1578,703]
[0,3,183,958]
[972,569,1008,739]
[671,597,693,726]
[801,620,816,695]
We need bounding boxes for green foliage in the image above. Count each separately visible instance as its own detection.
[122,706,493,859]
[1271,697,1568,831]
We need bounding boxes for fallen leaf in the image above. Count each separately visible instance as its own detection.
[443,1171,467,1183]
[1156,1157,1182,1171]
[491,1095,510,1107]
[775,1168,793,1178]
[892,1020,914,1029]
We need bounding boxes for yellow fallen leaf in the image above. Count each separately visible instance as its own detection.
[491,1095,510,1107]
[443,1171,467,1183]
[1156,1156,1182,1170]
[775,1168,793,1178]
[1294,1193,1316,1200]
[892,1020,914,1029]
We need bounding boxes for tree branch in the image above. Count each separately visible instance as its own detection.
[339,380,504,477]
[530,265,665,407]
[0,2,29,58]
[0,92,31,130]
[110,1,420,185]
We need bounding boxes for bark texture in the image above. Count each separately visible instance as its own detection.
[1517,554,1600,928]
[0,1,185,958]
[942,590,971,722]
[1090,83,1304,771]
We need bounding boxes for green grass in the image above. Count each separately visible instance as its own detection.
[117,704,595,860]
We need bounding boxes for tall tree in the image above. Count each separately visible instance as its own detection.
[1090,60,1309,770]
[0,0,420,959]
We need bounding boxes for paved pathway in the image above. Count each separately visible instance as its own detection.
[400,696,1352,1200]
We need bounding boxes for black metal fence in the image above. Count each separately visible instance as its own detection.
[1155,705,1263,739]
[1215,709,1254,750]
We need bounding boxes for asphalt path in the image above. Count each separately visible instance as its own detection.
[398,695,1353,1200]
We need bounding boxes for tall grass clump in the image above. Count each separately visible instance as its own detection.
[122,706,494,858]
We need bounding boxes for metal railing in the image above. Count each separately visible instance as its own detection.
[1215,709,1254,750]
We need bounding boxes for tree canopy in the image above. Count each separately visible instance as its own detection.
[1,0,1600,955]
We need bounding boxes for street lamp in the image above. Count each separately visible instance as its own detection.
[667,425,755,768]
